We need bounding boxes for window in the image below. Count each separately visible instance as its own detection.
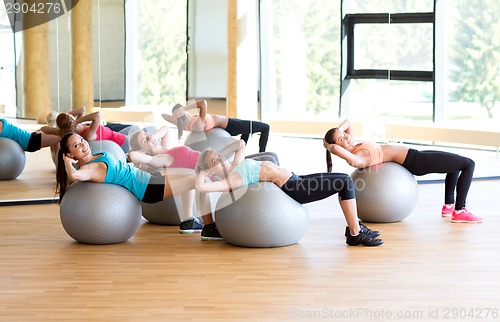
[259,0,341,121]
[125,0,187,106]
[444,0,499,128]
[344,13,434,81]
[340,1,435,122]
[0,11,16,117]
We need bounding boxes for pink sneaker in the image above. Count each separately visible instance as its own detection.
[451,209,483,223]
[441,204,454,217]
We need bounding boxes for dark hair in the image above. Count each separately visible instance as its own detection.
[56,113,73,137]
[323,127,338,173]
[55,132,76,204]
[172,104,185,140]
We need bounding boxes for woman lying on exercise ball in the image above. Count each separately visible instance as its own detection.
[0,118,60,152]
[128,126,200,172]
[161,99,270,152]
[128,125,280,171]
[323,119,482,223]
[127,126,280,240]
[194,139,384,246]
[55,132,206,234]
[41,107,131,153]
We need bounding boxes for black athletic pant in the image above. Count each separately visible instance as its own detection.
[402,148,475,209]
[224,118,270,152]
[280,172,355,204]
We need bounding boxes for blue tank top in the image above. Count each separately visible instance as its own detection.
[88,152,152,200]
[228,159,261,186]
[0,118,31,150]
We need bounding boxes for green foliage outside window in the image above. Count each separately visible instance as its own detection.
[272,0,340,115]
[448,0,500,119]
[136,1,187,105]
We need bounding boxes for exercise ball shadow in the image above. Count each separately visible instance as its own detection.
[60,182,142,244]
[88,140,127,163]
[0,138,26,180]
[351,162,418,223]
[184,128,237,152]
[215,182,309,248]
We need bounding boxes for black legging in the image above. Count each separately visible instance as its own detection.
[280,173,355,204]
[224,118,270,152]
[402,148,475,209]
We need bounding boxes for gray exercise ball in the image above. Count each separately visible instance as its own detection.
[141,196,183,225]
[351,162,418,223]
[88,140,127,163]
[184,128,237,152]
[0,137,26,180]
[215,182,309,248]
[60,181,142,244]
[140,172,182,225]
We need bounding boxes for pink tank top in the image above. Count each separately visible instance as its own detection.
[81,124,126,146]
[351,142,384,166]
[162,145,200,169]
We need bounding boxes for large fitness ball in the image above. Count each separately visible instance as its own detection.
[215,182,309,248]
[88,140,127,163]
[141,196,183,225]
[60,182,142,244]
[140,171,190,225]
[0,137,26,180]
[351,162,418,223]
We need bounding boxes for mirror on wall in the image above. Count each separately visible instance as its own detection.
[0,7,16,117]
[0,0,125,205]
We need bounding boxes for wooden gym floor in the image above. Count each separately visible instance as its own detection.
[1,132,499,321]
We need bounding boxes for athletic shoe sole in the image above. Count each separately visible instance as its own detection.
[451,219,483,223]
[201,236,224,241]
[179,229,203,234]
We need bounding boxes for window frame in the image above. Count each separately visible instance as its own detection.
[343,12,435,82]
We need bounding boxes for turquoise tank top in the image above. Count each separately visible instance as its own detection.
[228,159,261,186]
[0,118,31,150]
[89,152,151,200]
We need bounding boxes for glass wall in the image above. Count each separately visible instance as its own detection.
[260,0,499,128]
[341,0,434,124]
[0,8,16,117]
[260,0,341,121]
[125,0,187,107]
[444,0,499,129]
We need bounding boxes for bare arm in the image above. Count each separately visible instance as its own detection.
[76,112,101,141]
[338,119,353,136]
[182,100,208,122]
[152,125,171,148]
[324,142,371,168]
[68,106,86,119]
[218,139,246,164]
[128,150,174,168]
[161,113,178,126]
[63,154,106,182]
[196,100,208,122]
[195,170,244,193]
[39,126,59,136]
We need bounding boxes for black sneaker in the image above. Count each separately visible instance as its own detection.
[201,223,224,241]
[346,229,384,246]
[179,217,203,234]
[345,222,380,238]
